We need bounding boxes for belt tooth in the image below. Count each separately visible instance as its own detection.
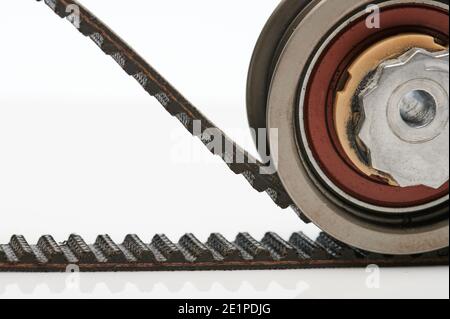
[206,233,242,261]
[67,234,96,263]
[253,174,269,190]
[178,234,214,262]
[242,171,267,193]
[262,232,297,261]
[110,52,140,76]
[42,0,58,11]
[290,206,311,224]
[229,163,247,175]
[0,246,7,263]
[160,97,181,116]
[235,233,271,261]
[124,62,140,76]
[151,234,185,262]
[265,188,280,205]
[133,72,149,90]
[9,235,36,263]
[0,245,19,263]
[272,191,291,209]
[37,235,66,264]
[123,235,155,262]
[88,31,116,55]
[31,246,49,264]
[245,173,291,209]
[289,232,328,259]
[42,0,66,17]
[242,170,257,187]
[240,167,292,209]
[77,20,96,37]
[111,52,127,69]
[59,245,79,264]
[145,81,160,97]
[315,233,360,259]
[95,235,127,263]
[175,113,193,130]
[89,32,117,55]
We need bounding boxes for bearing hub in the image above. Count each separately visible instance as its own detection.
[358,48,449,189]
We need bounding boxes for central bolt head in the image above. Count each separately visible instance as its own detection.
[399,89,437,128]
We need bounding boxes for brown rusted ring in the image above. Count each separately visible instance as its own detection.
[304,5,449,208]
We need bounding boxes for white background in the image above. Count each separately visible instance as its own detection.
[0,0,448,299]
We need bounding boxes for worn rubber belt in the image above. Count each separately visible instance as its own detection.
[1,232,448,272]
[36,0,296,211]
[0,0,443,272]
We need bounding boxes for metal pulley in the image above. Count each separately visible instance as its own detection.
[247,0,449,254]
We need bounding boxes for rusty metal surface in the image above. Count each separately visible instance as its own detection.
[0,232,448,272]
